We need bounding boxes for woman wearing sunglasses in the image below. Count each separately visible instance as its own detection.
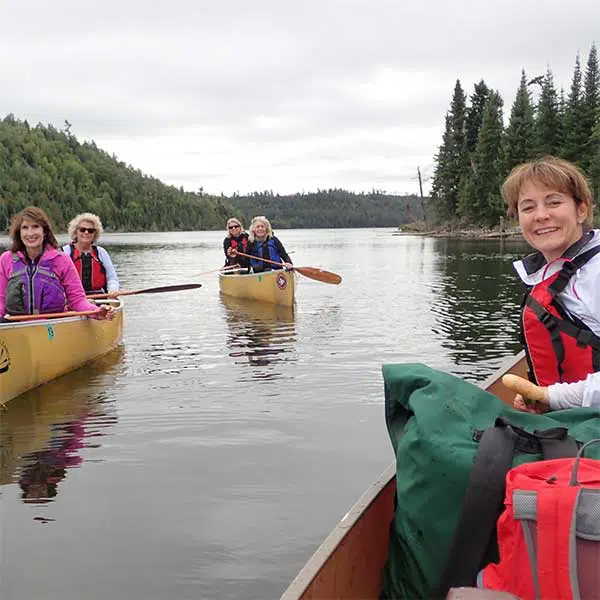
[223,217,250,271]
[0,207,115,321]
[62,213,119,295]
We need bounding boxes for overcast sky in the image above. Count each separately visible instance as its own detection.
[1,1,598,196]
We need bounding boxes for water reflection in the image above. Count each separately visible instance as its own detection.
[429,238,528,380]
[220,294,297,380]
[0,348,122,504]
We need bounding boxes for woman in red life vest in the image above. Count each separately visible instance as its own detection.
[62,213,119,295]
[223,217,250,271]
[503,157,600,412]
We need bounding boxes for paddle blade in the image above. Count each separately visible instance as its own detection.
[296,266,342,285]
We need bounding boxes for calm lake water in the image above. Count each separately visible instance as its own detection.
[0,228,529,600]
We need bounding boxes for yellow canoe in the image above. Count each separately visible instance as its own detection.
[219,269,296,307]
[280,352,528,600]
[0,300,124,406]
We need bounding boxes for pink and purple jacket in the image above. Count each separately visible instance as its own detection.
[0,246,102,317]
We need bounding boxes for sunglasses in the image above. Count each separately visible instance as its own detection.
[78,227,96,234]
[228,224,241,230]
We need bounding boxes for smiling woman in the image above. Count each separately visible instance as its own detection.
[0,207,115,322]
[61,212,120,295]
[501,157,600,413]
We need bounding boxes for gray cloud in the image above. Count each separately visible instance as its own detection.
[1,0,598,194]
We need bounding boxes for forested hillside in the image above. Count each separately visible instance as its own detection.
[0,115,424,232]
[229,189,425,228]
[430,43,600,227]
[0,115,232,232]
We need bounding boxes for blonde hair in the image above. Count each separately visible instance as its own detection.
[225,217,244,238]
[248,216,273,242]
[502,156,594,225]
[67,213,104,243]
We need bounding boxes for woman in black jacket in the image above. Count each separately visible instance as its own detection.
[223,217,250,270]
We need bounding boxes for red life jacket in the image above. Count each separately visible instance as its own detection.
[521,245,600,386]
[69,244,107,293]
[478,439,600,600]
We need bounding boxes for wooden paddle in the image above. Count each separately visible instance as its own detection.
[5,309,103,322]
[87,283,202,300]
[233,251,342,285]
[501,374,547,404]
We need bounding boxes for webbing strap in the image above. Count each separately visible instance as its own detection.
[537,486,581,600]
[433,423,517,596]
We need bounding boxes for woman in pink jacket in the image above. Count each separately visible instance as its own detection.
[0,207,115,321]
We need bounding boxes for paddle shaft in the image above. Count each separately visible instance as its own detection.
[87,283,202,300]
[234,251,289,269]
[5,309,101,322]
[501,374,547,403]
[233,251,342,284]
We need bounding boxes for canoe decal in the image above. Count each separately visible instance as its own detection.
[0,340,9,374]
[46,324,55,341]
[276,273,287,290]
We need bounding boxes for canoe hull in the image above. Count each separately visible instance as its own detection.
[0,301,124,405]
[281,352,529,600]
[219,270,295,307]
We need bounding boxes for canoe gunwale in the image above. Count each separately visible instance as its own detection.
[280,350,528,599]
[1,299,124,329]
[280,463,396,600]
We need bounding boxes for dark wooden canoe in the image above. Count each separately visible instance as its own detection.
[281,352,528,600]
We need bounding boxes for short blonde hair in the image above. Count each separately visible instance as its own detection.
[502,156,594,225]
[225,217,244,238]
[67,213,104,243]
[248,216,273,242]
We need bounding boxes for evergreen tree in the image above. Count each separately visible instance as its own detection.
[561,54,588,162]
[460,91,505,226]
[503,70,536,173]
[430,114,453,220]
[429,80,467,220]
[581,43,600,169]
[465,80,490,155]
[535,68,562,156]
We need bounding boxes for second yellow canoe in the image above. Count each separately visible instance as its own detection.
[219,269,296,307]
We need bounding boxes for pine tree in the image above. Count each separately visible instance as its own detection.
[429,80,468,220]
[503,70,536,173]
[562,54,588,162]
[460,91,505,226]
[535,68,562,156]
[581,43,600,170]
[465,80,490,155]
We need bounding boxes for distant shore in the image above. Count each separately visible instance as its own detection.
[393,224,522,239]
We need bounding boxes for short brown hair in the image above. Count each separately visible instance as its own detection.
[502,156,594,224]
[9,206,59,253]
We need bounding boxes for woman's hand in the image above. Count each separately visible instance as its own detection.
[282,262,293,269]
[513,392,549,414]
[98,305,116,320]
[227,247,238,257]
[106,291,120,299]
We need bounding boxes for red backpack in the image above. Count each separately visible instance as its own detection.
[478,439,600,600]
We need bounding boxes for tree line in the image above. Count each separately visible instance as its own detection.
[430,44,600,227]
[0,115,423,232]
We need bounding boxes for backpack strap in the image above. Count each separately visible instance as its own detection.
[537,486,580,600]
[534,427,579,459]
[434,418,579,597]
[433,420,518,596]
